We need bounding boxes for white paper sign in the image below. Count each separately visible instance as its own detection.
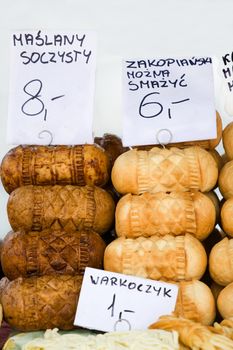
[74,268,178,332]
[219,51,233,116]
[7,30,97,145]
[122,57,216,147]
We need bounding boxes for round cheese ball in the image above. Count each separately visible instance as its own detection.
[217,282,233,319]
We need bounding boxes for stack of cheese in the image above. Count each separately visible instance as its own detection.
[0,144,115,331]
[104,115,222,326]
[209,122,233,320]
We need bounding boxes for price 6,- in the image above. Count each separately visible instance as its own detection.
[139,92,190,120]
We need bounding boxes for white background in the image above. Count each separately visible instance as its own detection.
[0,0,232,238]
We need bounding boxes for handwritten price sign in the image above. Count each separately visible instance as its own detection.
[74,268,178,332]
[218,51,233,116]
[122,57,217,147]
[7,30,96,145]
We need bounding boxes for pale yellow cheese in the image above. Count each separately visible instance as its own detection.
[22,328,179,350]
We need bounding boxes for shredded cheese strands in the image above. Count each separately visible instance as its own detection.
[22,329,179,350]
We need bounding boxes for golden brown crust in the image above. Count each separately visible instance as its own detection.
[220,198,233,237]
[195,147,218,193]
[193,192,217,240]
[1,229,106,280]
[115,192,215,240]
[1,144,111,193]
[111,147,218,195]
[204,191,220,224]
[223,122,233,160]
[209,149,224,173]
[219,161,233,199]
[220,319,233,329]
[104,234,207,281]
[209,237,233,286]
[7,185,115,234]
[214,319,233,341]
[1,275,82,331]
[174,280,216,326]
[150,315,233,350]
[217,283,233,320]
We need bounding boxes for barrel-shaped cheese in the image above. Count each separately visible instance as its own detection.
[219,160,233,199]
[217,282,233,319]
[115,192,215,240]
[1,229,106,280]
[174,280,216,326]
[209,237,233,286]
[0,275,83,331]
[7,185,115,234]
[104,234,207,282]
[1,144,110,194]
[111,146,218,195]
[220,198,233,237]
[204,191,220,224]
